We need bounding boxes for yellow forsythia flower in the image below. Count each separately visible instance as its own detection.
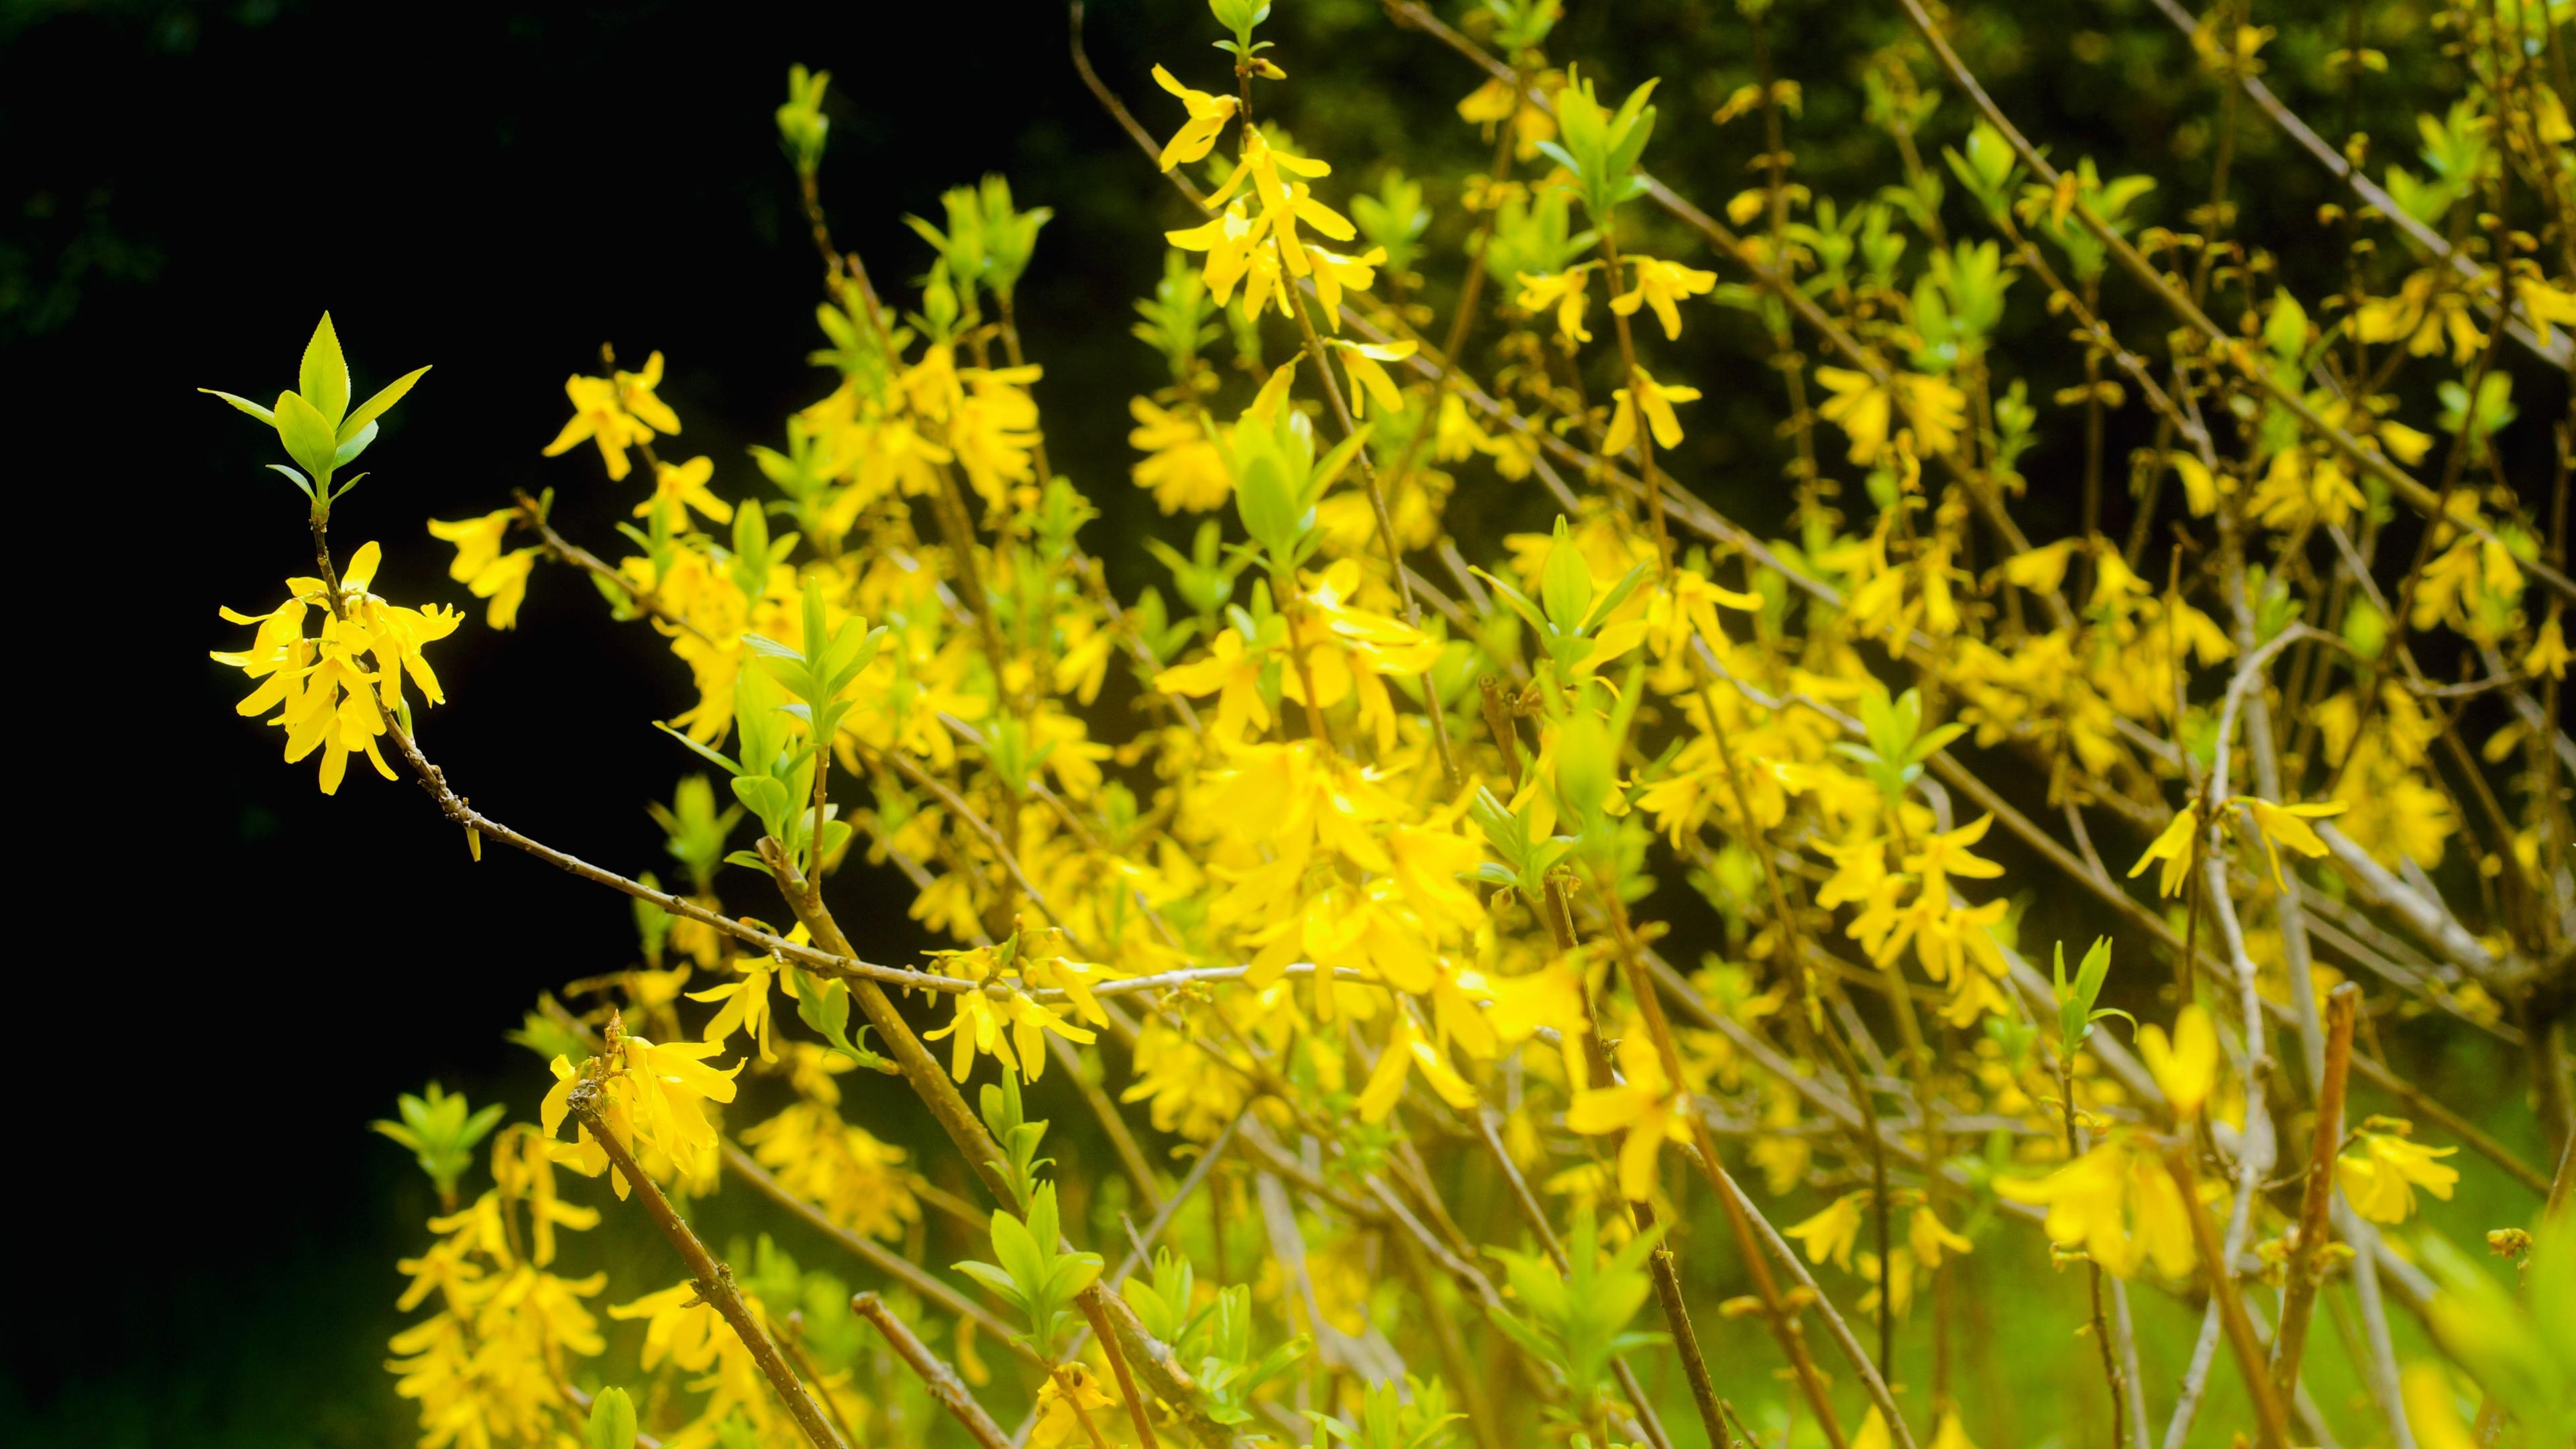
[1995,1136,2196,1279]
[1517,266,1595,343]
[1127,397,1232,513]
[1151,64,1238,171]
[2127,804,2198,899]
[542,350,680,481]
[1611,254,1717,341]
[427,509,539,629]
[211,541,463,793]
[2231,794,2350,889]
[1566,1031,1682,1201]
[2137,1004,2217,1119]
[1786,1190,1869,1271]
[1603,366,1702,456]
[2337,1130,2459,1223]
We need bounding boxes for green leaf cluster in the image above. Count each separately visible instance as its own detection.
[1536,70,1659,223]
[1489,1207,1666,1417]
[371,1082,504,1205]
[953,1182,1102,1360]
[1473,517,1649,676]
[201,313,429,510]
[1830,684,1966,803]
[776,65,830,176]
[906,174,1053,311]
[2051,936,2131,1059]
[1227,406,1371,576]
[1123,1248,1310,1427]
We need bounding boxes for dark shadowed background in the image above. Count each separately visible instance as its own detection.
[3,0,2551,1444]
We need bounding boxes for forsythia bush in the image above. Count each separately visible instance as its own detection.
[204,2,2574,1448]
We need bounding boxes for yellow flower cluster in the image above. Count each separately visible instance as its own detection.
[197,5,2575,1446]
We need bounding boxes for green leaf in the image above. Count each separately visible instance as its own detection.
[267,464,315,499]
[335,420,379,470]
[586,1388,637,1449]
[1309,422,1374,493]
[731,775,794,835]
[1580,562,1652,636]
[301,313,351,428]
[340,364,432,443]
[2073,937,2114,1014]
[274,390,341,485]
[655,721,744,777]
[989,1210,1046,1292]
[201,388,277,425]
[1540,521,1593,631]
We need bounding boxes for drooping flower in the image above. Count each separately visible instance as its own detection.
[1330,339,1416,418]
[2136,1004,2217,1119]
[2338,1130,2459,1223]
[1611,255,1717,340]
[1603,367,1702,456]
[1995,1136,2197,1279]
[1815,367,1965,465]
[1128,398,1233,513]
[2230,795,2351,889]
[212,542,464,793]
[635,453,735,529]
[1152,64,1240,171]
[427,511,539,630]
[1786,1190,1868,1271]
[1566,1030,1682,1201]
[1516,267,1595,343]
[542,352,680,481]
[2127,804,2199,900]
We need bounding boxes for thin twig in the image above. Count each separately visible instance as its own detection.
[566,1080,849,1449]
[2272,983,2359,1395]
[855,1291,1015,1449]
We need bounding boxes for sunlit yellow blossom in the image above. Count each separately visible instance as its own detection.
[1029,1366,1118,1449]
[1996,1136,2196,1279]
[1331,338,1417,417]
[541,351,679,480]
[1566,1031,1682,1201]
[212,542,463,793]
[1911,1204,1973,1267]
[2231,795,2350,889]
[1155,628,1272,743]
[920,947,1095,1083]
[1851,1407,1894,1449]
[1786,1190,1868,1271]
[1304,244,1387,321]
[1603,367,1701,455]
[1357,1007,1479,1122]
[1151,64,1240,170]
[1516,267,1595,343]
[1611,255,1717,340]
[687,957,778,1063]
[539,1024,740,1196]
[737,1099,919,1241]
[2137,1004,2216,1118]
[2127,805,2198,899]
[634,453,735,529]
[427,511,540,629]
[1167,203,1270,311]
[2337,1130,2459,1223]
[1901,813,2004,904]
[1128,397,1232,513]
[1814,367,1965,464]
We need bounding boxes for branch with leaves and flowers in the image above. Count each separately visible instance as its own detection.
[201,1,2576,1446]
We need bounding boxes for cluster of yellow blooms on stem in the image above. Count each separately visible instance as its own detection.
[202,3,2576,1449]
